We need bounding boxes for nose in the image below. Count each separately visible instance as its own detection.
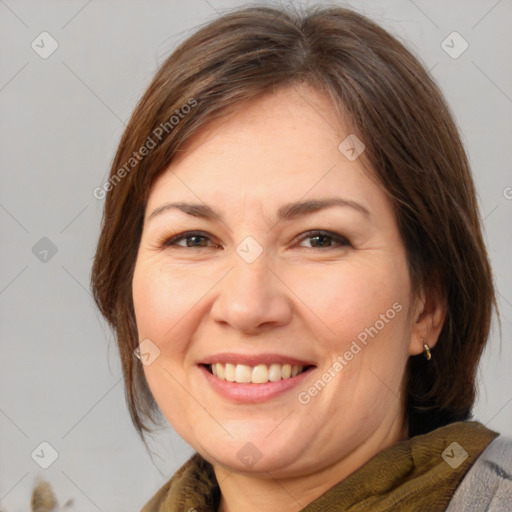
[209,251,293,335]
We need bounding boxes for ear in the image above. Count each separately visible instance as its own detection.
[409,282,447,356]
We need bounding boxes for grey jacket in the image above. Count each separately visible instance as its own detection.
[446,434,512,511]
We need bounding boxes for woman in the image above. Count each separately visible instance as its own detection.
[91,4,512,511]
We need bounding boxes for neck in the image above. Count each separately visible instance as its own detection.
[214,418,408,512]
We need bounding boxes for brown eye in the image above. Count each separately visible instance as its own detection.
[164,231,217,248]
[297,230,350,249]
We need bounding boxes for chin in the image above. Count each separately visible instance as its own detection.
[202,445,303,476]
[187,425,310,477]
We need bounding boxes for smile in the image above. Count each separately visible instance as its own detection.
[199,355,315,403]
[208,362,308,383]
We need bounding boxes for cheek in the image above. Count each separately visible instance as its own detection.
[132,260,203,343]
[132,265,167,341]
[291,257,410,343]
[301,259,411,419]
[132,261,203,438]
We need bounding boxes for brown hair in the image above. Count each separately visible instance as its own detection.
[91,4,497,442]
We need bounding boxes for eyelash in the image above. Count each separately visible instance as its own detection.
[162,230,351,250]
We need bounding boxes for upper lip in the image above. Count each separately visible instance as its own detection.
[200,353,315,367]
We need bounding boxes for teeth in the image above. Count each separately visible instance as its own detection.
[252,364,269,384]
[210,362,305,383]
[225,363,236,382]
[234,364,252,383]
[268,363,282,382]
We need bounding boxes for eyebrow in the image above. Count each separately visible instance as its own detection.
[147,197,371,224]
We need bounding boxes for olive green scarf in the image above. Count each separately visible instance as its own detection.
[140,420,498,512]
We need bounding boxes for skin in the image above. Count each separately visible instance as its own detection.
[132,83,446,512]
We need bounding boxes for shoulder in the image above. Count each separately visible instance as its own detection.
[446,433,512,512]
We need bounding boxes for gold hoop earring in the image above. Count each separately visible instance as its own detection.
[422,339,432,361]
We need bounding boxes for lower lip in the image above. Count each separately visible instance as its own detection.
[199,365,315,404]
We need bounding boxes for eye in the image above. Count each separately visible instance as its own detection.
[162,229,350,250]
[295,230,351,249]
[163,230,219,248]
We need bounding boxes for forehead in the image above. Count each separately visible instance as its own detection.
[146,85,384,216]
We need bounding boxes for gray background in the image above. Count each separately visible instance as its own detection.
[1,0,511,510]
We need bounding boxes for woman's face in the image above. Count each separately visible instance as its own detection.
[132,85,423,477]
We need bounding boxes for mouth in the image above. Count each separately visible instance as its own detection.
[198,353,316,403]
[203,362,313,384]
